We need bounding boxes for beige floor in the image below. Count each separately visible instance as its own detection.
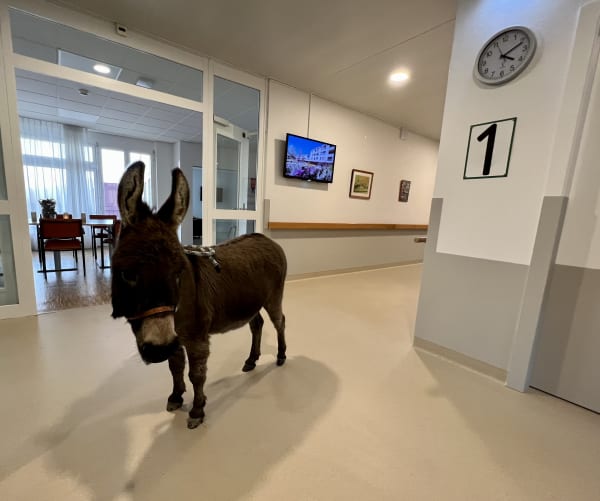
[0,264,599,501]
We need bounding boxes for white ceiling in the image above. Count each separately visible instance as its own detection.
[15,69,204,143]
[50,0,457,141]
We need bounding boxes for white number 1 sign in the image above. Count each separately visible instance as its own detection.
[463,117,517,179]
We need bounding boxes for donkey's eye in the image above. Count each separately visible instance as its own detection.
[121,270,138,286]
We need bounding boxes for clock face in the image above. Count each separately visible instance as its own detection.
[475,27,537,85]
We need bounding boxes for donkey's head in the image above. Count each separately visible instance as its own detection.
[111,161,190,364]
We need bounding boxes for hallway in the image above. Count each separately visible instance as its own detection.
[0,265,599,500]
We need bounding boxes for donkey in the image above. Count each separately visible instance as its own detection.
[111,161,287,429]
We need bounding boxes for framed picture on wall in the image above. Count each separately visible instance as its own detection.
[398,179,411,202]
[349,169,374,199]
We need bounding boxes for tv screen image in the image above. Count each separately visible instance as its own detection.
[284,133,336,183]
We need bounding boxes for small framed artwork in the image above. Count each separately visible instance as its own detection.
[349,169,374,199]
[398,179,411,202]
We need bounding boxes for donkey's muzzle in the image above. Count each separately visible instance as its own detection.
[139,338,179,364]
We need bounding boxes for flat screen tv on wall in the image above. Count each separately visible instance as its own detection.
[283,133,336,183]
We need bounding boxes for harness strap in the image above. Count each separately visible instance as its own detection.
[183,245,221,272]
[127,305,176,321]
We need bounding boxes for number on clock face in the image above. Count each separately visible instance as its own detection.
[476,27,536,85]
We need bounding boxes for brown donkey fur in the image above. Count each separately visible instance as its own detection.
[111,162,287,429]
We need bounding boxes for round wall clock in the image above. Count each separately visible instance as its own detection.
[475,26,537,85]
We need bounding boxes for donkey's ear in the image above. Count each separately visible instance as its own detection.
[118,161,147,227]
[157,168,189,228]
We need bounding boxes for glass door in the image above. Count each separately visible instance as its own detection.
[3,7,206,315]
[208,72,264,244]
[214,122,253,243]
[0,52,36,314]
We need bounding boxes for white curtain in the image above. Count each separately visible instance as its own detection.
[20,117,101,217]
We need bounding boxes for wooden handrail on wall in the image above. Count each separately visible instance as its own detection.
[267,222,428,231]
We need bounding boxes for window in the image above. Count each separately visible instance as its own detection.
[130,152,153,208]
[100,149,124,216]
[100,149,153,215]
[20,117,100,217]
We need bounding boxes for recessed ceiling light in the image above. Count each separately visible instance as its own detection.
[389,71,410,83]
[58,50,123,80]
[93,64,111,75]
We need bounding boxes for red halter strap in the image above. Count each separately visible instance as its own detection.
[126,305,176,321]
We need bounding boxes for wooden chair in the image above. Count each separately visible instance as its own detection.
[39,218,86,279]
[89,214,117,262]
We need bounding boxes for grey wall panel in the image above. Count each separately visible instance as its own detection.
[531,265,600,412]
[268,230,427,276]
[506,196,568,390]
[414,199,528,371]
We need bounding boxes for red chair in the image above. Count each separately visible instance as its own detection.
[39,218,86,279]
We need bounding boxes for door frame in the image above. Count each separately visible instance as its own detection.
[202,61,267,246]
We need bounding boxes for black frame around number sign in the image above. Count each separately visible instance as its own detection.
[463,117,517,180]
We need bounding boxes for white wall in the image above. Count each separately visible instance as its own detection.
[552,2,600,269]
[434,0,587,265]
[264,81,437,275]
[415,0,597,380]
[265,81,438,226]
[556,60,600,269]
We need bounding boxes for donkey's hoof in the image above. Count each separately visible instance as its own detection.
[276,356,286,366]
[242,361,256,372]
[166,399,183,412]
[187,417,203,429]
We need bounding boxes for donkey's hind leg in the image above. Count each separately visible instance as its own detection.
[166,344,186,411]
[265,297,286,366]
[243,312,264,372]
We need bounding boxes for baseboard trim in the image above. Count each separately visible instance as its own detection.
[287,260,422,281]
[413,337,507,382]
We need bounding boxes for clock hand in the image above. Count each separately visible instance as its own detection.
[503,41,523,56]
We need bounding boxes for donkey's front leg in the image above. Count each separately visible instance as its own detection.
[166,344,186,411]
[187,341,210,429]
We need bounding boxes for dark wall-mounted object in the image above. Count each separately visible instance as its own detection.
[399,179,411,202]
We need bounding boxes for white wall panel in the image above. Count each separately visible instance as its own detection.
[434,0,587,264]
[266,81,438,226]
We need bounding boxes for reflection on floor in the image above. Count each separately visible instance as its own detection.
[32,250,112,313]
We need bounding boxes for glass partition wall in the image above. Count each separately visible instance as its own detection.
[0,18,30,311]
[0,125,19,304]
[210,74,263,244]
[0,6,265,316]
